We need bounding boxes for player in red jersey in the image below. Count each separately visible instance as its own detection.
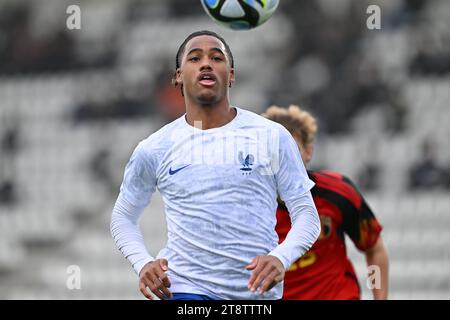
[262,105,389,300]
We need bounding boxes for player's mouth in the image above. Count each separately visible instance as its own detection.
[198,72,217,87]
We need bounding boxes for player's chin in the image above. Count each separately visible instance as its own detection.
[196,91,220,105]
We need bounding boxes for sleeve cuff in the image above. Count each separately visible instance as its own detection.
[133,257,155,276]
[268,250,290,271]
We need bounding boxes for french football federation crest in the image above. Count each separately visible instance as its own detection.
[238,151,254,172]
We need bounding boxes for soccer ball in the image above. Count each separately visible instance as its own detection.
[201,0,279,30]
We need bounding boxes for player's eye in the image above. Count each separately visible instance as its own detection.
[189,56,200,62]
[212,56,223,61]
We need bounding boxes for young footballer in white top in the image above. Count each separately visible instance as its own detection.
[111,30,320,300]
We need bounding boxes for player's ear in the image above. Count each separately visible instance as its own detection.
[173,69,182,87]
[229,68,235,87]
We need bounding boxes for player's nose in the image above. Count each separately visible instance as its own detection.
[199,57,213,70]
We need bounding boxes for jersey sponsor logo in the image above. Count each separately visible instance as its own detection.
[169,164,191,175]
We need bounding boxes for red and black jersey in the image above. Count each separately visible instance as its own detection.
[276,170,383,300]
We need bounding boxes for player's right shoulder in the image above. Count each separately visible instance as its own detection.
[132,117,184,162]
[139,117,184,150]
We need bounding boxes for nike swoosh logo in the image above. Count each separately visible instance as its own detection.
[169,164,191,175]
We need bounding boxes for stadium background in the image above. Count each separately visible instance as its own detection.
[0,0,449,299]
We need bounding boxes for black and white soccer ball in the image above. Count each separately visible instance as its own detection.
[201,0,279,30]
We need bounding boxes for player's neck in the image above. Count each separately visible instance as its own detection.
[185,101,236,130]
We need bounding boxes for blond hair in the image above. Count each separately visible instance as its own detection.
[262,105,317,146]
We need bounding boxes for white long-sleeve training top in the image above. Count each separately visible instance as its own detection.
[111,107,320,299]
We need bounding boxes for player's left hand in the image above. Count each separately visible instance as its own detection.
[246,255,285,294]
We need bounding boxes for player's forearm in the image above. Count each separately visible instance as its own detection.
[269,192,320,269]
[365,238,389,300]
[111,194,154,275]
